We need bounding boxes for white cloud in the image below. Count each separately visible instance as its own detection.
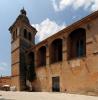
[51,0,59,11]
[51,0,98,12]
[0,62,7,67]
[32,18,65,43]
[0,62,7,71]
[0,62,10,76]
[91,0,98,11]
[0,67,5,71]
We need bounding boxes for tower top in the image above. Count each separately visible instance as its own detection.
[20,8,26,16]
[9,8,37,34]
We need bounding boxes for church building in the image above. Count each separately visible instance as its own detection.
[9,9,98,94]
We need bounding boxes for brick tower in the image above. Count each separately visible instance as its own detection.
[9,8,37,91]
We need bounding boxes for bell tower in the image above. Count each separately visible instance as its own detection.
[9,8,37,91]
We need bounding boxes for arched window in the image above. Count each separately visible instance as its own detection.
[16,28,17,38]
[50,39,62,64]
[28,32,32,41]
[24,29,27,39]
[68,28,86,59]
[37,46,46,67]
[12,33,15,41]
[76,39,84,57]
[15,29,17,39]
[12,31,16,41]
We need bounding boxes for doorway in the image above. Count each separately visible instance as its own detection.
[52,76,60,92]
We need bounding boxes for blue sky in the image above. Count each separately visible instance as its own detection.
[0,0,98,76]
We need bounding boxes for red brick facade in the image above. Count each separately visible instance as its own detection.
[0,76,11,90]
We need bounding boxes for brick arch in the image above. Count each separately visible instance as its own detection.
[67,28,86,60]
[50,38,63,64]
[49,37,63,45]
[37,46,46,67]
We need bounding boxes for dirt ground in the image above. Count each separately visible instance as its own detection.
[0,91,98,100]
